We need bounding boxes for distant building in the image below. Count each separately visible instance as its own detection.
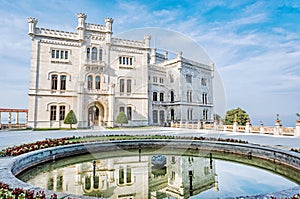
[27,13,214,128]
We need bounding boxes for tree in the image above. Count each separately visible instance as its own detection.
[224,107,249,125]
[116,111,128,127]
[64,110,78,129]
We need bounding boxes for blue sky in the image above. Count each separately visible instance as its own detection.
[0,0,299,126]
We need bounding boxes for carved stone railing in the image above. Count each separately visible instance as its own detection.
[85,23,106,32]
[170,120,299,137]
[36,28,78,39]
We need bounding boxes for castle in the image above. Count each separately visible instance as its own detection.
[27,13,214,128]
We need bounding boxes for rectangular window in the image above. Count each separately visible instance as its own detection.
[50,106,57,121]
[119,57,122,65]
[56,50,59,59]
[153,110,158,123]
[51,50,55,58]
[127,107,132,121]
[120,79,125,93]
[127,79,131,93]
[60,51,64,59]
[99,49,103,61]
[65,51,68,59]
[60,75,66,90]
[119,107,125,113]
[129,57,133,65]
[159,78,164,84]
[51,75,58,90]
[122,57,126,65]
[126,57,129,65]
[59,106,65,120]
[153,77,157,83]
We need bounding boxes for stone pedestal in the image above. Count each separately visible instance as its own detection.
[260,126,264,134]
[245,119,251,133]
[274,119,281,136]
[197,120,201,130]
[295,120,300,137]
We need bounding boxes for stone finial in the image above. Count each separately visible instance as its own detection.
[77,13,87,19]
[105,17,114,31]
[27,17,38,24]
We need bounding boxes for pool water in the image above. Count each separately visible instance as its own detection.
[18,152,298,199]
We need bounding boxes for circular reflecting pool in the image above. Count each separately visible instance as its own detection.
[18,150,298,199]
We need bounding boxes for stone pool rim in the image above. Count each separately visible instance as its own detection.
[0,139,300,199]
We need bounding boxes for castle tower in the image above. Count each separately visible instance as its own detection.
[77,13,87,42]
[105,17,113,43]
[27,17,38,37]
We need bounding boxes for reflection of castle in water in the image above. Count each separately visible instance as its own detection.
[27,155,218,199]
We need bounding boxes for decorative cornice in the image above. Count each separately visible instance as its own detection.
[110,46,144,54]
[85,35,106,41]
[40,39,81,47]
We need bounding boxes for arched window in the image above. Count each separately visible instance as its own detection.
[153,92,157,101]
[159,110,164,124]
[87,75,93,90]
[99,49,103,61]
[86,48,90,60]
[92,47,97,60]
[160,93,164,101]
[95,76,100,89]
[60,75,66,90]
[119,167,124,184]
[51,75,58,90]
[120,79,125,93]
[153,110,158,123]
[127,79,132,93]
[170,91,174,102]
[126,167,132,183]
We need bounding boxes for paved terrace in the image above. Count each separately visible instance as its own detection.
[0,127,299,150]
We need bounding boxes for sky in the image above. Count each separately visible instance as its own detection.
[0,0,299,126]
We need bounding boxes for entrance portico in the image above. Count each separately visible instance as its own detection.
[88,102,105,127]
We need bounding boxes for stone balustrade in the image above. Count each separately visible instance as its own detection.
[171,119,300,137]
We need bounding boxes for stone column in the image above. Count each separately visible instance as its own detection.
[185,120,188,128]
[274,119,281,136]
[8,112,12,129]
[16,112,19,124]
[107,84,115,127]
[295,120,300,137]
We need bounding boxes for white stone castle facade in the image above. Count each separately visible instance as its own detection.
[27,13,214,128]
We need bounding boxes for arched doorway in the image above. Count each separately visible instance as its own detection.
[88,103,104,127]
[171,109,175,121]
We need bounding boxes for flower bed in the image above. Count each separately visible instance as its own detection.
[0,182,60,199]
